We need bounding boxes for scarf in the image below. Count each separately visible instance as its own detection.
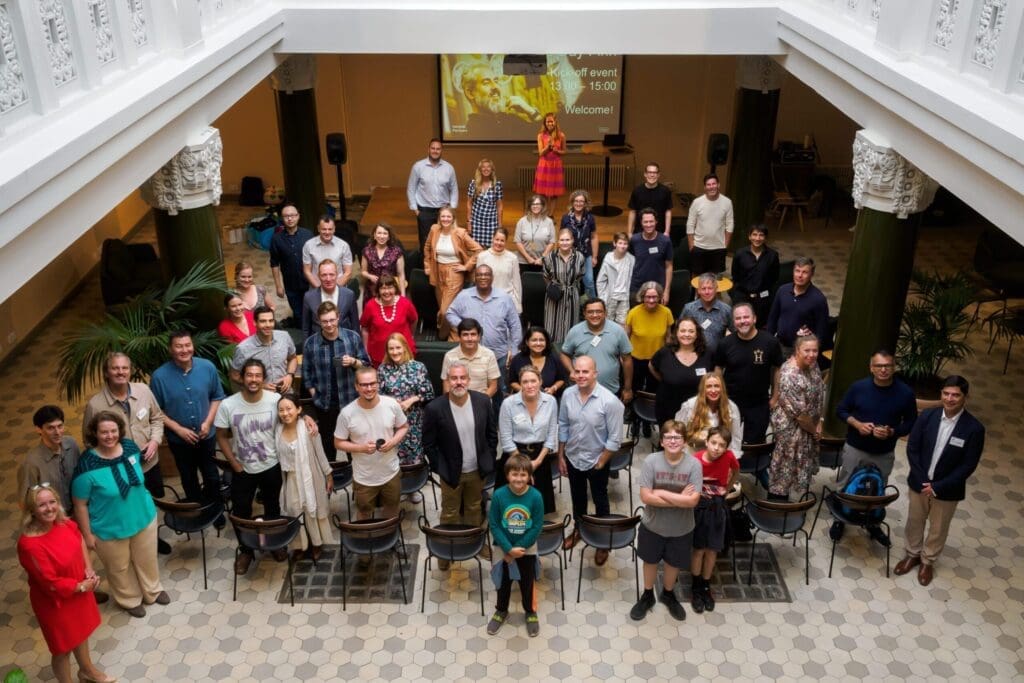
[72,439,143,499]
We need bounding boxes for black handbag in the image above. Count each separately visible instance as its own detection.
[546,281,563,301]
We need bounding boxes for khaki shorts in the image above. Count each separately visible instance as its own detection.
[353,472,402,516]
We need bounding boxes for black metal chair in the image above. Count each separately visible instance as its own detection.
[811,485,901,578]
[630,392,658,444]
[606,438,637,510]
[408,268,439,334]
[739,440,775,489]
[666,268,692,313]
[418,517,489,616]
[332,511,408,610]
[536,514,571,611]
[818,436,845,481]
[211,456,235,511]
[153,497,224,589]
[574,509,643,603]
[329,460,354,521]
[229,515,304,605]
[744,492,816,585]
[521,271,547,328]
[400,462,437,517]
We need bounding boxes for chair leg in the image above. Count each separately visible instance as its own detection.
[396,548,408,605]
[882,521,891,577]
[287,554,295,607]
[828,536,838,578]
[627,468,633,511]
[576,546,588,602]
[557,552,565,611]
[473,558,485,617]
[420,555,430,613]
[633,544,639,602]
[200,530,208,591]
[801,529,809,584]
[232,548,239,601]
[341,546,347,611]
[747,534,758,586]
[809,497,826,539]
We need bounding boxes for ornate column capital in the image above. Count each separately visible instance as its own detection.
[140,127,222,215]
[851,129,938,219]
[736,56,785,93]
[270,54,317,93]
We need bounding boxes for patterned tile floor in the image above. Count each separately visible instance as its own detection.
[2,199,1023,682]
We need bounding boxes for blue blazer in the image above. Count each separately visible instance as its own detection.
[905,407,985,501]
[301,287,358,339]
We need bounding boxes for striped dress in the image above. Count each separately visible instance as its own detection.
[533,132,565,197]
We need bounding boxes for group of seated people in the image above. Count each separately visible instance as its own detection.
[15,152,985,670]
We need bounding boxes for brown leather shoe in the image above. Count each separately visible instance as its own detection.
[917,563,934,586]
[437,559,451,571]
[594,549,610,566]
[894,555,921,576]
[271,549,289,562]
[310,545,323,562]
[563,529,580,551]
[234,553,253,575]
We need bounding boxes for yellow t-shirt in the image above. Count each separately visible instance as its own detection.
[626,305,675,360]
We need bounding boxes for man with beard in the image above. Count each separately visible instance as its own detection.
[458,62,540,138]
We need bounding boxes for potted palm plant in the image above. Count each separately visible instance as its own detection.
[56,261,230,403]
[896,269,976,396]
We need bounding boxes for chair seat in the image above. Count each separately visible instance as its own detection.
[607,452,631,472]
[331,463,353,490]
[426,524,486,561]
[163,502,224,534]
[234,519,301,553]
[578,514,637,550]
[748,506,807,536]
[536,526,564,557]
[340,525,402,556]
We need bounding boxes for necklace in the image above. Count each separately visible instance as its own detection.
[378,297,398,323]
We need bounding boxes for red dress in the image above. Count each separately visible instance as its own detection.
[17,520,101,655]
[533,132,565,197]
[217,310,256,343]
[359,296,418,366]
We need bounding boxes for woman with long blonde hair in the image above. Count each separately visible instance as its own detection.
[675,371,744,457]
[423,205,483,339]
[467,158,504,248]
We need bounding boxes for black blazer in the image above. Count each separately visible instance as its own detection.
[906,407,985,501]
[301,287,358,339]
[423,391,497,488]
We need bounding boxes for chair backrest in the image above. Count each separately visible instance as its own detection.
[418,516,488,561]
[631,392,658,424]
[578,512,642,550]
[330,460,353,489]
[521,271,547,328]
[229,514,302,552]
[334,512,403,547]
[536,514,572,557]
[408,269,439,329]
[817,436,845,469]
[739,440,775,473]
[415,342,457,397]
[607,438,636,472]
[745,492,817,535]
[400,462,430,491]
[831,485,900,513]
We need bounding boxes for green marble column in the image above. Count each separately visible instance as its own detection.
[728,57,783,239]
[272,56,325,229]
[823,130,938,435]
[154,205,227,330]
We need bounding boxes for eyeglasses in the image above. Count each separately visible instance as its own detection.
[662,435,684,441]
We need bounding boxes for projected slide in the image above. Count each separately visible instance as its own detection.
[440,54,624,143]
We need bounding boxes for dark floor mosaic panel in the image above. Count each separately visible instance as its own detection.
[278,544,420,605]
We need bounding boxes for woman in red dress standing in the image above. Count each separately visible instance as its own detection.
[17,484,113,683]
[533,113,566,216]
[359,274,418,366]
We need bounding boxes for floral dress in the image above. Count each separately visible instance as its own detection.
[768,359,825,498]
[378,360,435,467]
[362,244,403,299]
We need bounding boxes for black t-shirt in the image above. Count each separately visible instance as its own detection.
[713,331,783,404]
[628,184,674,233]
[650,346,715,425]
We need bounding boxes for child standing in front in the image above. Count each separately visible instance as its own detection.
[487,454,545,637]
[690,426,739,613]
[596,232,635,325]
[631,420,702,621]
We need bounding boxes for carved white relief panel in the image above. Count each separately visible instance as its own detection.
[934,0,960,50]
[38,0,77,87]
[128,0,147,48]
[0,2,30,114]
[86,0,115,65]
[971,0,1006,69]
[847,0,859,10]
[140,128,224,215]
[871,0,881,21]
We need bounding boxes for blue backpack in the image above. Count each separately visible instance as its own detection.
[840,463,885,522]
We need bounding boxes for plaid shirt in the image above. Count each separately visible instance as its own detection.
[467,179,503,247]
[302,328,370,410]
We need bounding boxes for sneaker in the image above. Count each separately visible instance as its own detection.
[486,610,508,635]
[157,538,172,555]
[829,520,846,542]
[629,591,656,621]
[701,585,716,612]
[690,583,705,614]
[660,589,687,621]
[525,612,540,637]
[867,525,892,547]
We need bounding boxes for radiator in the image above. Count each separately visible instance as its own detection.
[517,165,629,191]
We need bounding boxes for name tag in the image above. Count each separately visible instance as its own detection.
[128,456,137,465]
[759,290,770,298]
[695,368,707,376]
[949,437,965,448]
[590,335,602,347]
[648,246,659,254]
[136,408,148,420]
[513,414,529,425]
[701,319,712,330]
